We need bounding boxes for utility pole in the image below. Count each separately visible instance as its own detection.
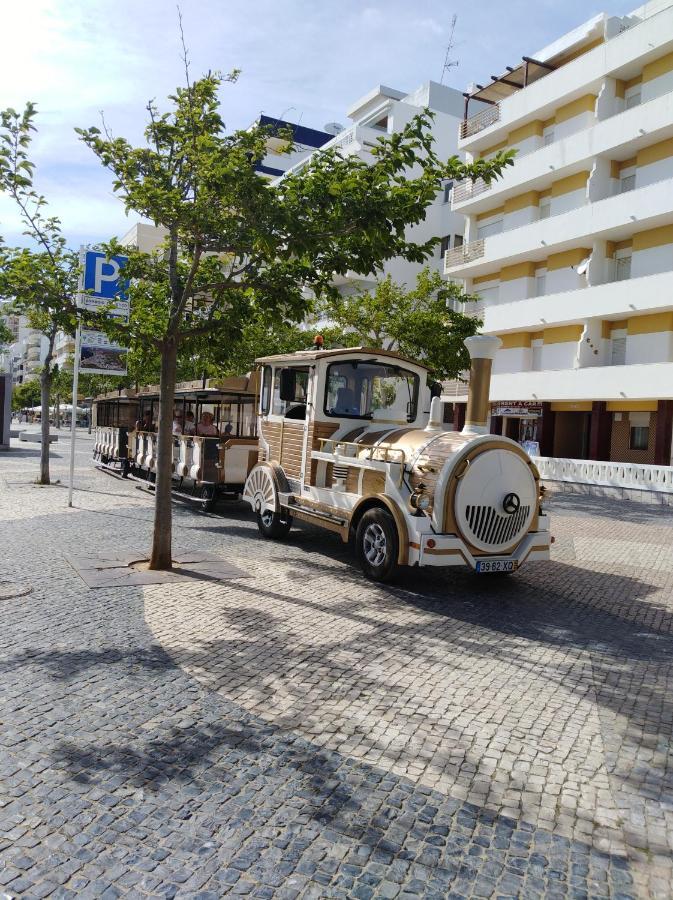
[440,14,460,85]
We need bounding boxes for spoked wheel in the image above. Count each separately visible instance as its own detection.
[356,508,399,582]
[244,465,293,540]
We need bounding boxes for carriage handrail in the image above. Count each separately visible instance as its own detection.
[317,437,406,465]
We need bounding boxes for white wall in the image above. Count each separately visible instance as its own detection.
[641,70,673,103]
[540,341,580,370]
[631,244,673,278]
[550,188,586,216]
[493,346,532,374]
[554,110,595,142]
[499,276,533,303]
[504,207,538,230]
[636,156,673,188]
[626,330,673,363]
[546,267,587,293]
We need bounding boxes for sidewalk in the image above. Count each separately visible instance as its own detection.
[1,433,672,898]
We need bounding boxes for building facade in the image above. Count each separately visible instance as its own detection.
[278,81,472,297]
[444,0,673,465]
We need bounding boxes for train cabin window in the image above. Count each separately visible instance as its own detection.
[261,366,272,414]
[272,367,309,419]
[324,361,419,421]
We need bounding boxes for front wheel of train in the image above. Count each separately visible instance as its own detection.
[256,507,293,540]
[356,508,399,583]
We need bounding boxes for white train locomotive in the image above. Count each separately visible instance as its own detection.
[243,335,550,581]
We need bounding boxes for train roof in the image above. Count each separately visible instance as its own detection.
[255,346,429,371]
[93,374,258,404]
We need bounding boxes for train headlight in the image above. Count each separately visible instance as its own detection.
[410,489,431,513]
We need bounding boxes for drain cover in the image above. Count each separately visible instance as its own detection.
[0,582,33,600]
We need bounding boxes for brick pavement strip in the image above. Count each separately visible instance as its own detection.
[0,432,672,898]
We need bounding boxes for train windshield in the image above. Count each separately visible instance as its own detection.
[324,361,419,422]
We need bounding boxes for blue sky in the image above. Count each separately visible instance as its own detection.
[0,0,639,248]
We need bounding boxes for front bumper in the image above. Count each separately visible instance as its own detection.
[409,520,551,570]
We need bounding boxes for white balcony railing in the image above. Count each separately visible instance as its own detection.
[534,456,673,493]
[444,239,485,270]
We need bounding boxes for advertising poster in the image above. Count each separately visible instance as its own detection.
[79,329,128,376]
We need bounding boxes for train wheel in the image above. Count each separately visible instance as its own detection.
[257,508,292,539]
[200,484,216,512]
[356,508,399,583]
[245,466,292,540]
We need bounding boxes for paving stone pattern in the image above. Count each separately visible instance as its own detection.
[1,434,672,898]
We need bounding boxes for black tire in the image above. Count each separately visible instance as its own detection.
[200,484,216,513]
[356,508,399,583]
[256,507,293,540]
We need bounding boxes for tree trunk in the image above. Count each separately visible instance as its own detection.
[149,338,178,570]
[39,369,51,485]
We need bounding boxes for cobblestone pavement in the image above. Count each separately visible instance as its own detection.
[1,433,672,899]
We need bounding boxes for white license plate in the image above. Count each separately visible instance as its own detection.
[475,559,518,574]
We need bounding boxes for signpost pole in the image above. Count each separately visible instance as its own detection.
[67,322,81,508]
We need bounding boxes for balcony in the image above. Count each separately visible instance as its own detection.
[482,270,673,335]
[460,104,500,140]
[452,90,673,214]
[458,5,673,150]
[487,362,673,402]
[445,176,673,278]
[444,239,485,269]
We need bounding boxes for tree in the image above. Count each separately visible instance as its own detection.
[11,379,41,412]
[0,104,81,483]
[319,267,482,381]
[0,316,12,348]
[77,70,511,570]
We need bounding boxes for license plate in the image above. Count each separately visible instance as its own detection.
[475,559,518,574]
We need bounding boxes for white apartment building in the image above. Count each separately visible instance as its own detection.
[279,81,472,296]
[444,0,673,466]
[3,314,48,385]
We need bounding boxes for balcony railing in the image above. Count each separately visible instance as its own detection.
[441,373,470,398]
[444,239,485,272]
[460,103,500,140]
[452,176,493,206]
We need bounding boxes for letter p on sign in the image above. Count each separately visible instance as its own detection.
[94,256,120,295]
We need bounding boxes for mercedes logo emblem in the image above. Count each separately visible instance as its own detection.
[502,492,520,515]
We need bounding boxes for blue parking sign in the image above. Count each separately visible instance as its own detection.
[83,251,128,300]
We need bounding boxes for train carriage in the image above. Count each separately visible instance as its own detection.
[242,336,551,582]
[92,375,259,509]
[93,391,139,474]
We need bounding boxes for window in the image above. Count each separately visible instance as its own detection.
[535,272,547,296]
[440,235,451,257]
[611,335,626,365]
[324,360,419,422]
[261,366,272,414]
[619,166,636,193]
[630,426,649,450]
[615,254,632,282]
[539,199,551,220]
[443,181,454,203]
[625,87,641,110]
[453,234,464,248]
[271,367,309,418]
[531,339,543,371]
[543,127,555,146]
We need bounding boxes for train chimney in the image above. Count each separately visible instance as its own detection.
[462,335,502,435]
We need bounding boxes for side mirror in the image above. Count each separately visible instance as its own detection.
[279,368,296,402]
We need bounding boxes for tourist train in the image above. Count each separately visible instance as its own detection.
[92,335,551,581]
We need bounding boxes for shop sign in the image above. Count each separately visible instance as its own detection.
[492,401,543,417]
[79,330,128,376]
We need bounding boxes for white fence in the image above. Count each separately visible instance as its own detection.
[533,456,673,494]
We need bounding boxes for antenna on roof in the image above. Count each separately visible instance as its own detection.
[440,14,459,84]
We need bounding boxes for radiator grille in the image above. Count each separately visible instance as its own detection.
[333,464,349,480]
[465,504,531,548]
